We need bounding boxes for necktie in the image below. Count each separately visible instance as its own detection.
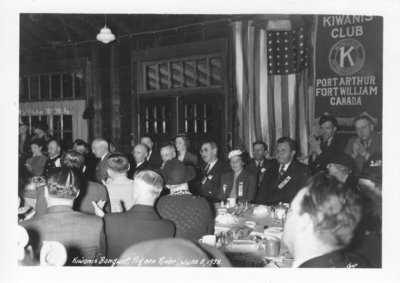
[279,166,285,177]
[322,141,328,152]
[204,163,210,175]
[256,161,262,174]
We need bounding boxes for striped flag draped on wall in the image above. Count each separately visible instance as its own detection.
[232,20,312,159]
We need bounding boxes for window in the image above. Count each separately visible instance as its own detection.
[183,103,214,134]
[19,71,85,101]
[144,105,171,134]
[21,114,73,145]
[144,55,221,92]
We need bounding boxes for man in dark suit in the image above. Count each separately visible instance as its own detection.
[246,141,278,188]
[35,149,111,216]
[20,168,104,266]
[43,139,62,179]
[308,115,347,174]
[91,138,110,183]
[73,139,97,181]
[283,174,365,268]
[344,115,382,175]
[255,137,310,205]
[198,142,230,203]
[92,170,175,261]
[141,136,163,169]
[127,143,152,179]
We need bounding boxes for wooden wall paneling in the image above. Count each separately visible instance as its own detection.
[110,43,121,149]
[91,43,103,138]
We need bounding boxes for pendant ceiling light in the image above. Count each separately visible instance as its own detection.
[96,15,115,44]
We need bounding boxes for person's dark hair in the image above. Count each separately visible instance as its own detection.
[48,139,62,149]
[106,152,130,173]
[46,168,80,199]
[277,137,297,152]
[300,174,362,248]
[354,115,374,127]
[32,120,48,132]
[252,141,268,151]
[319,115,339,129]
[72,139,90,155]
[30,139,44,148]
[134,170,164,193]
[61,149,85,173]
[201,141,219,152]
[73,139,87,147]
[175,134,191,148]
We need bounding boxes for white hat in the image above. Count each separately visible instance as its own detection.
[228,149,243,159]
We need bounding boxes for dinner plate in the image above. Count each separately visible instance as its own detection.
[244,220,257,229]
[224,240,260,253]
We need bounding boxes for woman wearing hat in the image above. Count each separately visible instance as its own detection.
[219,150,257,202]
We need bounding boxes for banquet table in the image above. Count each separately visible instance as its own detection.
[213,204,293,268]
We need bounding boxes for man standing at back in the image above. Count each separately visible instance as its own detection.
[344,115,382,174]
[198,142,230,203]
[91,138,110,183]
[308,115,347,174]
[256,137,310,205]
[246,141,278,188]
[43,139,62,179]
[93,170,175,260]
[127,144,152,179]
[20,168,104,266]
[140,136,163,169]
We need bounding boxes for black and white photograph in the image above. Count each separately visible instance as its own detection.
[0,0,399,282]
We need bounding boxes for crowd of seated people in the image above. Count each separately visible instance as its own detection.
[17,114,382,267]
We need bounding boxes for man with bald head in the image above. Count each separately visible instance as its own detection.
[92,138,110,183]
[160,144,176,168]
[128,143,152,179]
[344,115,382,174]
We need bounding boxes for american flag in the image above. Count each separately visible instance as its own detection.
[266,28,308,75]
[233,21,311,158]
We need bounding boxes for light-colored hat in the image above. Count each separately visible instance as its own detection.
[228,149,242,160]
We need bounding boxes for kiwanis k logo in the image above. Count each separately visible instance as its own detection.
[329,38,365,76]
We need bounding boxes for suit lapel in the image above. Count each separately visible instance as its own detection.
[222,171,234,198]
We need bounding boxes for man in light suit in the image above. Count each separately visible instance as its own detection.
[283,174,365,268]
[255,137,310,206]
[93,170,175,261]
[20,168,104,266]
[198,142,230,203]
[91,138,110,183]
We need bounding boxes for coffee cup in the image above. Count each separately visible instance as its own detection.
[265,237,281,257]
[227,198,236,207]
[199,235,217,246]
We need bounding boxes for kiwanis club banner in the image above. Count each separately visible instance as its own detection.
[314,15,383,121]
